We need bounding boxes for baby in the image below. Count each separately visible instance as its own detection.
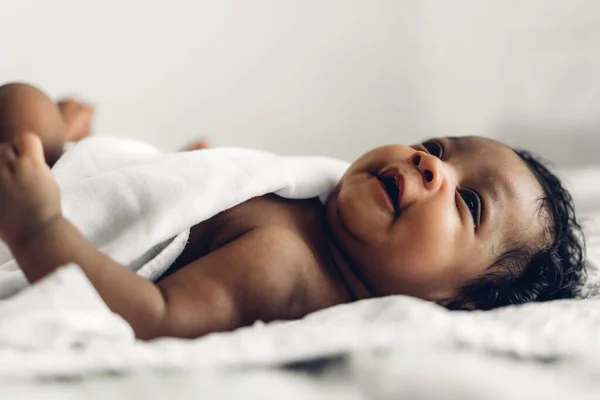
[0,83,585,340]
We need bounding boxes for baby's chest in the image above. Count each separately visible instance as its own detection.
[202,194,319,250]
[164,194,309,280]
[182,195,342,316]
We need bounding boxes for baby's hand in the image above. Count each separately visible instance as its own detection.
[0,133,62,247]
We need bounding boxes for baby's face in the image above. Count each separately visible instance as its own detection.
[326,136,546,303]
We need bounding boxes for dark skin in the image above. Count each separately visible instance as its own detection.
[0,85,548,340]
[0,83,73,166]
[0,83,209,166]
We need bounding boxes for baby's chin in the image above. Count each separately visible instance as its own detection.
[328,184,397,245]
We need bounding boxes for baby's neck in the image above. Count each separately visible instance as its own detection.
[319,213,374,302]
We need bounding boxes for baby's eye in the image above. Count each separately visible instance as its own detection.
[459,188,481,226]
[422,141,444,159]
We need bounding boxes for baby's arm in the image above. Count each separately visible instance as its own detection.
[0,134,302,339]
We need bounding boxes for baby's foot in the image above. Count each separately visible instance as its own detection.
[0,133,62,246]
[57,99,94,142]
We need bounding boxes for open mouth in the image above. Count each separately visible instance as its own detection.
[377,168,403,216]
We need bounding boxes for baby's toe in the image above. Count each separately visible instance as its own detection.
[184,140,212,151]
[13,132,46,164]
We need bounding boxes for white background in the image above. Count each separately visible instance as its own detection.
[1,0,599,162]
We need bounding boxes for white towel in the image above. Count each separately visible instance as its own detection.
[0,136,349,346]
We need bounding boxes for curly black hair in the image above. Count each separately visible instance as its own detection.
[447,149,586,310]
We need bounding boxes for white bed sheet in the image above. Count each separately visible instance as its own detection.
[3,264,600,399]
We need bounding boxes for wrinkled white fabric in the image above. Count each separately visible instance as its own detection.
[0,136,349,298]
[0,136,348,354]
[1,137,600,398]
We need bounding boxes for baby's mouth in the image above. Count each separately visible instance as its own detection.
[377,167,403,217]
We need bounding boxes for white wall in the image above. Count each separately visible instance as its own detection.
[1,0,599,162]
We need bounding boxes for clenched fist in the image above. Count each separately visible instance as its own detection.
[0,133,62,247]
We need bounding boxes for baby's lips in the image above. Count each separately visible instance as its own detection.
[378,166,405,209]
[379,166,400,182]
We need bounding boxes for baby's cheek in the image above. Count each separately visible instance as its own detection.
[396,207,460,268]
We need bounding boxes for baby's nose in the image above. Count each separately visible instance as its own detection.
[412,152,441,191]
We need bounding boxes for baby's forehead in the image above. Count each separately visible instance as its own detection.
[442,136,529,178]
[442,135,506,157]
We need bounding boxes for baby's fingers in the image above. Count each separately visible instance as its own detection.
[12,132,46,164]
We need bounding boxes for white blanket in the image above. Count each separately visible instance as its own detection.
[0,136,349,356]
[1,137,600,399]
[0,136,348,297]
